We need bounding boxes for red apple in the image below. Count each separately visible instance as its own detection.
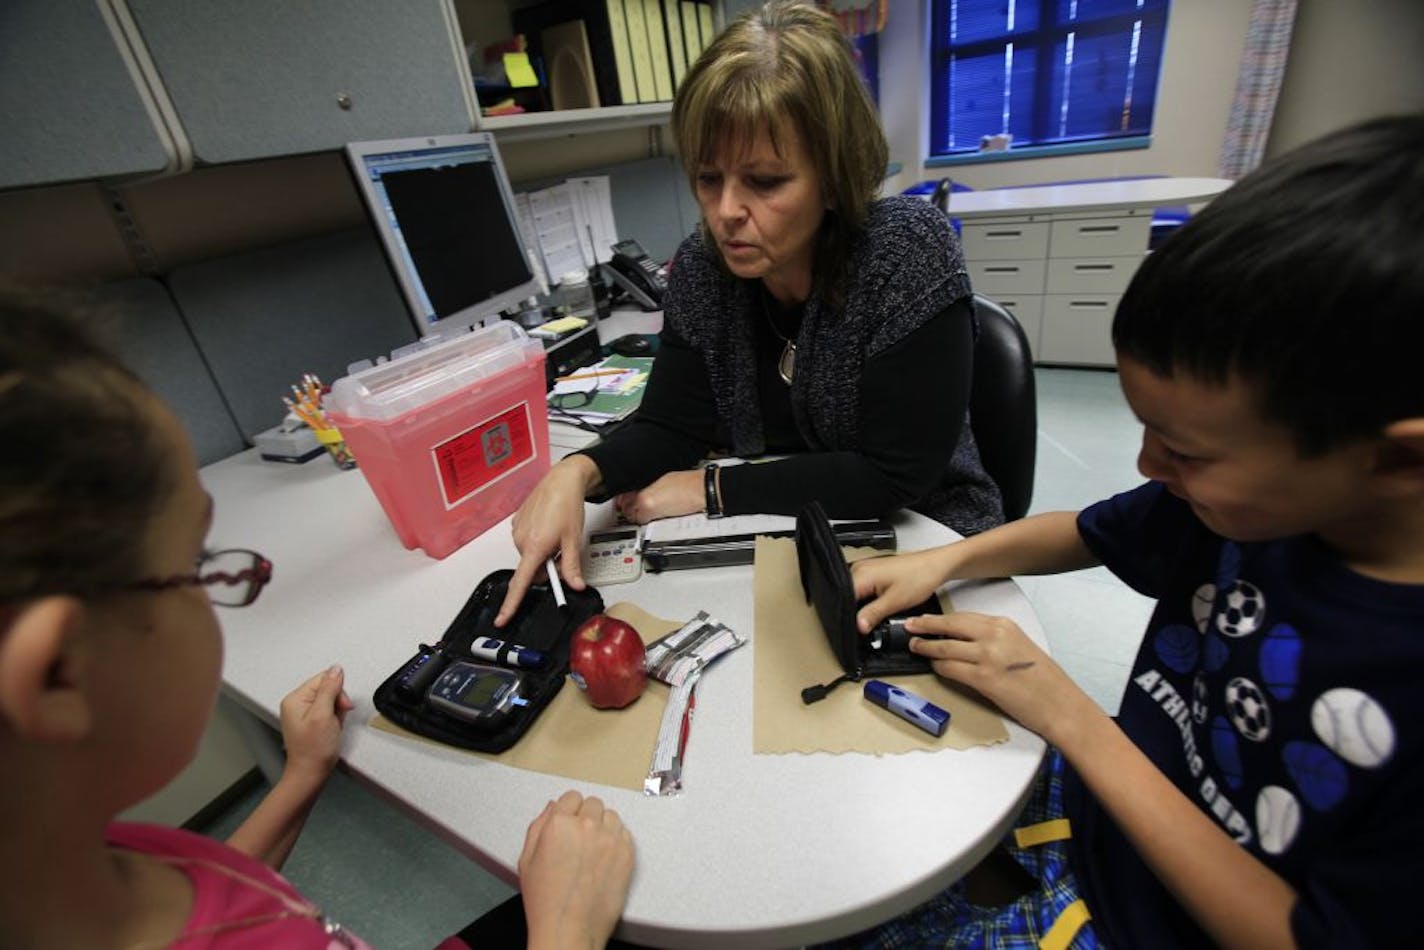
[568,614,647,709]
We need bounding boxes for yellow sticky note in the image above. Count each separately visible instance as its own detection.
[503,52,539,88]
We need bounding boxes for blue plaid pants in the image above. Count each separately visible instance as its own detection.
[818,749,1099,950]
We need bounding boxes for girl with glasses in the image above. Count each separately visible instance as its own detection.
[0,296,633,948]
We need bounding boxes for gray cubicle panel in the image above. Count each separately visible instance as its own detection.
[520,156,701,264]
[0,4,179,189]
[167,227,417,439]
[124,0,475,165]
[94,278,247,466]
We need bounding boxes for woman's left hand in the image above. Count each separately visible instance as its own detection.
[905,612,1100,745]
[614,469,705,523]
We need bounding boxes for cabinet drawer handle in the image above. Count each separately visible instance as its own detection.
[1068,300,1111,310]
[1077,225,1121,234]
[1072,263,1116,272]
[984,266,1021,274]
[985,230,1023,239]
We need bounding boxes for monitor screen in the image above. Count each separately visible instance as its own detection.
[345,133,542,338]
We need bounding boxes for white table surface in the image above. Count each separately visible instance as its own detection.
[203,312,1049,948]
[946,176,1234,219]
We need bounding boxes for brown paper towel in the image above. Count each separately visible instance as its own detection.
[752,536,1007,753]
[370,602,679,791]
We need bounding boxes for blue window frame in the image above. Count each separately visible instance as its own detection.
[930,0,1170,160]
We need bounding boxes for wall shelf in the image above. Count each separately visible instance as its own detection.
[479,102,671,142]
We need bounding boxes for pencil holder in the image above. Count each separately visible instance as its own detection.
[314,426,357,469]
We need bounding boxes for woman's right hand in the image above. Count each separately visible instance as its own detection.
[497,455,602,626]
[850,547,956,635]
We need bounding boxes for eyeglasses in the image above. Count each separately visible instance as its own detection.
[548,386,597,410]
[126,549,273,608]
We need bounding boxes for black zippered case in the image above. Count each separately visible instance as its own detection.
[373,569,603,752]
[796,502,941,703]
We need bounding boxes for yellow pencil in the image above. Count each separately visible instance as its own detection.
[555,368,630,383]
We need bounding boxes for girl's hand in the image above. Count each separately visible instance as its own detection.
[905,612,1098,745]
[278,665,354,785]
[520,790,635,950]
[850,548,954,634]
[613,469,704,524]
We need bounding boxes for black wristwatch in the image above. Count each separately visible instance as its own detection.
[703,464,724,519]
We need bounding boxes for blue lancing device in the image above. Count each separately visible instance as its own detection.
[864,680,951,737]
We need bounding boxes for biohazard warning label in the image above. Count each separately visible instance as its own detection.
[431,402,535,508]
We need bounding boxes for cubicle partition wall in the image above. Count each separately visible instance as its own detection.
[95,226,415,465]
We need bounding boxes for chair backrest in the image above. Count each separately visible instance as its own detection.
[968,293,1038,521]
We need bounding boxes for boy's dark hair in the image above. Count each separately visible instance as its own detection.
[1114,114,1424,456]
[0,291,172,605]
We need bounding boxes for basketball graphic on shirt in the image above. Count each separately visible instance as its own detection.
[1216,580,1265,637]
[1192,673,1210,724]
[1283,740,1349,811]
[1255,785,1302,855]
[1311,688,1395,769]
[1225,677,1271,741]
[1258,624,1302,701]
[1191,583,1216,634]
[1154,624,1199,673]
[1211,715,1245,789]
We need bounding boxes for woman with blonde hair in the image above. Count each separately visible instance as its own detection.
[501,0,999,622]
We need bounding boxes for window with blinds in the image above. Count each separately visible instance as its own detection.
[929,0,1170,160]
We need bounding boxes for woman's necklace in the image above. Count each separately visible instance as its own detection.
[126,853,356,949]
[761,291,797,385]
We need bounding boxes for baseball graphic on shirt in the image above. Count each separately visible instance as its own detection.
[1191,583,1216,634]
[1255,785,1302,855]
[1258,623,1302,701]
[1192,673,1210,724]
[1226,677,1272,742]
[1311,687,1395,769]
[1216,580,1265,637]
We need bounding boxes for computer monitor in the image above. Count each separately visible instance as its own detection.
[345,133,542,338]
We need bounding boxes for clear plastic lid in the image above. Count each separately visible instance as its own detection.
[326,322,542,422]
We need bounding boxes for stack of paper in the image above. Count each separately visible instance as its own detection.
[547,354,652,424]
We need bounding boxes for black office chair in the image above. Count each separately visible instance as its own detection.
[968,293,1038,522]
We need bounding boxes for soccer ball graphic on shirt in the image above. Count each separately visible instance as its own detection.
[1226,676,1272,741]
[1217,580,1265,637]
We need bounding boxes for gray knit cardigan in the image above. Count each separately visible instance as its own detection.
[663,195,1004,535]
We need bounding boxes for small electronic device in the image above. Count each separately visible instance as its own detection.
[864,680,951,737]
[427,661,528,726]
[604,239,666,310]
[582,526,643,586]
[394,644,451,702]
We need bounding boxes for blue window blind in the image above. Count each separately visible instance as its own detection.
[930,0,1169,158]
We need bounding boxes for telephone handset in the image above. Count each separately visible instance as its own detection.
[603,238,666,311]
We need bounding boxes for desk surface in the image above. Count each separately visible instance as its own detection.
[203,449,1047,948]
[947,176,1234,219]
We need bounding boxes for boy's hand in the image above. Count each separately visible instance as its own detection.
[519,790,635,950]
[904,613,1098,744]
[851,549,953,634]
[278,665,354,785]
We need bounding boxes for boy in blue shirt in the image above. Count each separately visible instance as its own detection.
[841,115,1424,947]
